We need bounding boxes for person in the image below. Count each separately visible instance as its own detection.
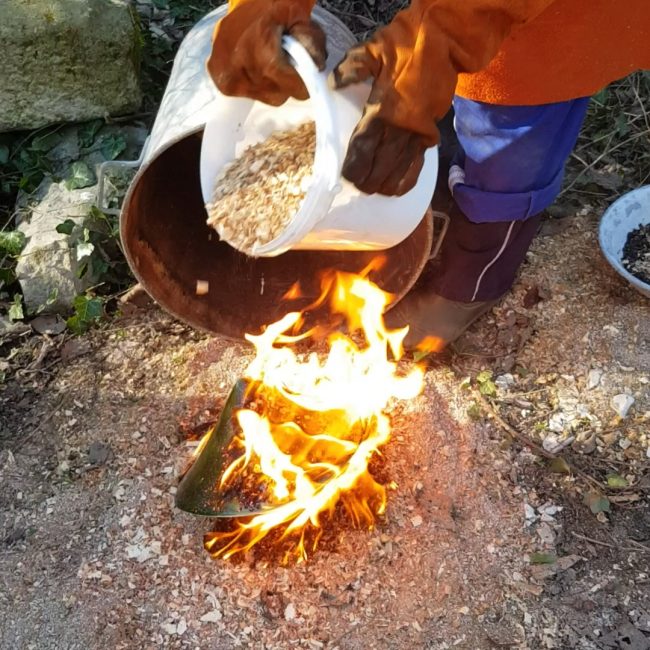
[207,0,650,351]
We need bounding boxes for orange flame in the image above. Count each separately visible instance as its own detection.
[282,282,302,301]
[203,269,424,562]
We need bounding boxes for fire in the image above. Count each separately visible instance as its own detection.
[202,267,424,561]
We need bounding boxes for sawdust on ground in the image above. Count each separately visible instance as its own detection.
[1,211,649,650]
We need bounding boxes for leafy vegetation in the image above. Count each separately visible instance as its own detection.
[0,0,222,332]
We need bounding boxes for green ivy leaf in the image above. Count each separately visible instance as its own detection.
[76,260,89,280]
[0,267,16,288]
[55,219,76,235]
[8,293,24,321]
[412,349,431,363]
[66,295,103,334]
[0,144,9,165]
[606,473,629,488]
[549,457,571,475]
[467,402,482,421]
[65,161,96,190]
[65,314,84,335]
[615,114,629,137]
[476,370,497,397]
[100,134,127,161]
[90,256,110,278]
[30,131,63,152]
[0,231,27,256]
[79,119,104,149]
[74,295,103,321]
[478,379,497,397]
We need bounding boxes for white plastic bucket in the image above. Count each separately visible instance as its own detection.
[200,36,438,258]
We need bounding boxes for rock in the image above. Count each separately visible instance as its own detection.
[537,522,556,546]
[30,314,66,335]
[538,503,562,521]
[126,544,153,563]
[548,414,567,434]
[15,180,96,313]
[0,0,141,131]
[284,603,297,622]
[611,394,635,418]
[573,432,597,454]
[542,433,575,454]
[200,610,222,624]
[524,503,537,524]
[88,441,111,466]
[600,622,650,650]
[587,369,603,389]
[495,373,515,391]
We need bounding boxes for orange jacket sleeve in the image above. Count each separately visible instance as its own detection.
[355,0,559,141]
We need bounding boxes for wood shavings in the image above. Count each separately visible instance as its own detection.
[195,280,209,296]
[206,122,315,255]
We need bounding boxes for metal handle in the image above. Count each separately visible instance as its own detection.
[96,136,150,215]
[428,210,450,261]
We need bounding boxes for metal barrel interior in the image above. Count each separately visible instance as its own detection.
[120,129,433,339]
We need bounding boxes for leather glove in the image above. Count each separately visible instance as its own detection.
[332,0,556,196]
[207,0,327,107]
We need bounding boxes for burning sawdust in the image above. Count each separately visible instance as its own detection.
[206,122,315,255]
[180,263,425,562]
[7,280,650,647]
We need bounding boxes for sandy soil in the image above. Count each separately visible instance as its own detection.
[1,212,649,650]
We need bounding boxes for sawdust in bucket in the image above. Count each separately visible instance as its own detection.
[206,122,316,255]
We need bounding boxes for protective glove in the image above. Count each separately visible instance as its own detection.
[332,0,556,196]
[207,0,326,107]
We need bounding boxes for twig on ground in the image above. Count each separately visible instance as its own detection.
[17,400,65,449]
[15,338,54,378]
[572,532,650,554]
[628,539,650,554]
[477,393,608,492]
[571,532,617,549]
[477,392,554,459]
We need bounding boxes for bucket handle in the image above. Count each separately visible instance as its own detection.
[282,35,341,193]
[96,136,150,216]
[428,210,450,261]
[251,37,342,256]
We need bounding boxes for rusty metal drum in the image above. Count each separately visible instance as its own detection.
[116,6,433,339]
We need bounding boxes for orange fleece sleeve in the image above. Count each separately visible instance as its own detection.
[337,0,559,142]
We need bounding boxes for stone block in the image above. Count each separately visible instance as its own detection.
[0,0,142,131]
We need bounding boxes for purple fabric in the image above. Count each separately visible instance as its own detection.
[450,96,590,223]
[430,206,543,302]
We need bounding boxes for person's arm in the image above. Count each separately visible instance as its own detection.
[207,0,326,107]
[333,0,558,196]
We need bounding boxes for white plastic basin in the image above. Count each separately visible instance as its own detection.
[599,185,650,299]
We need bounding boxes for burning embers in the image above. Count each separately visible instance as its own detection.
[177,264,424,561]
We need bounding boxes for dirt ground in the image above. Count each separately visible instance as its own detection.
[1,209,649,649]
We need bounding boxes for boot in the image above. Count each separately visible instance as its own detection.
[385,290,498,352]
